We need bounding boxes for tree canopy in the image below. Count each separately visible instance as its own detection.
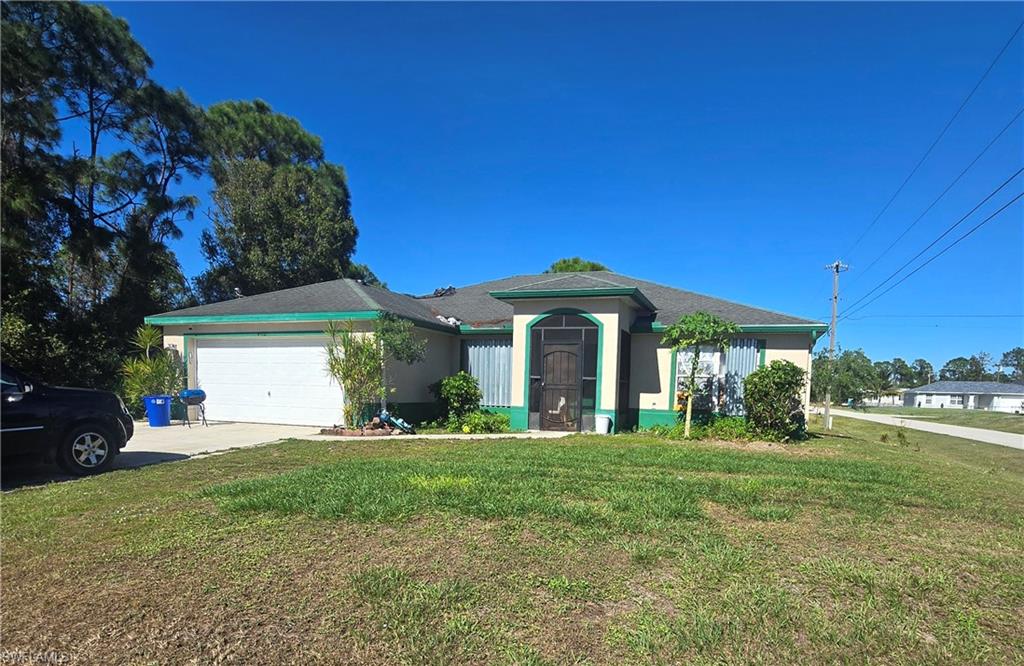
[196,100,370,302]
[545,257,610,273]
[1,3,378,389]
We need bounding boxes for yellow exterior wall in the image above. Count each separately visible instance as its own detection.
[387,329,458,403]
[509,297,626,412]
[629,333,674,411]
[627,332,816,413]
[764,333,815,408]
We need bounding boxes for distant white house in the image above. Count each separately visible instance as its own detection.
[862,388,906,407]
[902,381,1024,413]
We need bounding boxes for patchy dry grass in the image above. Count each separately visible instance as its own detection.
[2,417,1023,664]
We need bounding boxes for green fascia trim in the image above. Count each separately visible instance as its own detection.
[480,405,512,417]
[459,325,513,335]
[490,287,657,312]
[758,339,767,368]
[147,310,457,334]
[631,322,827,336]
[145,311,379,325]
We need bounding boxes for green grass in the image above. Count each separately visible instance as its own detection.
[2,417,1023,664]
[855,405,1024,434]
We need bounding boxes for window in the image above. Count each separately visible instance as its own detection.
[676,345,722,411]
[950,395,963,406]
[1,368,21,394]
[924,394,932,405]
[461,338,513,407]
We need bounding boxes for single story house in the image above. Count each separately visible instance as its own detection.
[902,381,1024,413]
[146,272,826,432]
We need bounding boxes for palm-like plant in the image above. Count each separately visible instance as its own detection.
[120,326,183,415]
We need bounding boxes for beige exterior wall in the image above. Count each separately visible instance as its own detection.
[627,332,817,412]
[509,297,633,412]
[629,333,674,411]
[763,333,815,409]
[387,329,458,403]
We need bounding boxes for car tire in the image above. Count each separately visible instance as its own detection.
[57,423,117,476]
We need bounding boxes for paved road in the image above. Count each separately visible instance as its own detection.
[831,409,1024,450]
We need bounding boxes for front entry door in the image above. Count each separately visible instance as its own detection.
[540,343,580,431]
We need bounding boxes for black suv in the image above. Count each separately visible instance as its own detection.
[1,364,134,475]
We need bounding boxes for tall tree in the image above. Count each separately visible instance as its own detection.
[939,357,975,381]
[999,347,1024,382]
[811,349,876,403]
[545,257,610,273]
[910,358,934,386]
[196,100,368,302]
[890,357,914,387]
[871,361,895,399]
[196,159,358,301]
[1,1,205,387]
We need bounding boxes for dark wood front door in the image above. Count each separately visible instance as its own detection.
[540,343,580,431]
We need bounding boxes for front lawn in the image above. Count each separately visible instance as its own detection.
[2,419,1022,664]
[855,406,1024,434]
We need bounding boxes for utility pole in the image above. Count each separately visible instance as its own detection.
[823,260,849,430]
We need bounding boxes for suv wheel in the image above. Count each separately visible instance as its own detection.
[57,424,116,475]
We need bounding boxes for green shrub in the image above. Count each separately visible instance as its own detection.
[120,326,184,416]
[445,410,510,434]
[431,371,483,419]
[695,415,753,441]
[743,360,807,441]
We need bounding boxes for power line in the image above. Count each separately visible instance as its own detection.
[841,168,1024,315]
[844,314,1024,319]
[842,20,1024,258]
[851,106,1024,285]
[839,190,1024,321]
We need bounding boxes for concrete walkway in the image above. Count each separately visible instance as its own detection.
[831,409,1024,450]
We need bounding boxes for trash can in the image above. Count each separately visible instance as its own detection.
[143,394,173,427]
[595,414,612,434]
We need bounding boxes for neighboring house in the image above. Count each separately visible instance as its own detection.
[902,381,1024,413]
[862,389,906,407]
[146,272,826,431]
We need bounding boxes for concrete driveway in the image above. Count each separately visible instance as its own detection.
[2,421,320,490]
[117,421,322,468]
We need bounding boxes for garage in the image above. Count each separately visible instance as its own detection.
[193,336,344,426]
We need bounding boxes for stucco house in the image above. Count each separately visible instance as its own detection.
[902,381,1024,413]
[146,272,826,432]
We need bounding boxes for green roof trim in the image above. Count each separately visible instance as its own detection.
[144,311,379,325]
[489,287,657,311]
[631,321,827,340]
[459,325,513,335]
[145,310,458,334]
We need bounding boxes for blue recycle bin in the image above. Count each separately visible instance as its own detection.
[143,394,173,427]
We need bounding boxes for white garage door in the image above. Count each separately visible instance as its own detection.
[194,337,345,426]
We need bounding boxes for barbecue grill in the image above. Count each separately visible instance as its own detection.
[179,388,208,427]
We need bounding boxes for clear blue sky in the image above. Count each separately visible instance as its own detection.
[106,2,1022,369]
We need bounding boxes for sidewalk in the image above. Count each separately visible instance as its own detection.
[830,409,1024,450]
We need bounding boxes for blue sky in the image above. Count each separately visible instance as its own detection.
[104,2,1022,368]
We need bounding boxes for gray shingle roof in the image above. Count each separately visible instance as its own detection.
[420,271,823,329]
[149,271,823,331]
[148,278,451,330]
[904,381,1024,395]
